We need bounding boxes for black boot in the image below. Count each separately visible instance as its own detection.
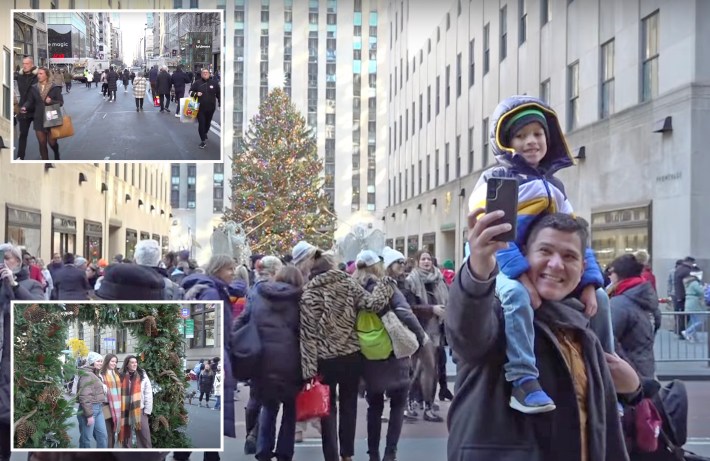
[244,405,259,455]
[423,403,443,422]
[50,143,60,161]
[439,387,454,402]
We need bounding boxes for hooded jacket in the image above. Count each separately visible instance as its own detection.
[446,266,630,461]
[233,281,303,400]
[23,82,64,130]
[467,96,603,289]
[683,275,705,312]
[299,269,395,380]
[171,69,190,96]
[157,70,172,95]
[107,69,119,91]
[610,280,660,378]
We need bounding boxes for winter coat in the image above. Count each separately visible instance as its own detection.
[76,366,107,416]
[133,76,147,98]
[213,371,222,396]
[359,276,426,394]
[683,276,705,312]
[15,67,38,114]
[446,267,630,461]
[467,95,603,289]
[149,67,159,84]
[156,70,172,95]
[52,264,91,300]
[198,370,215,394]
[127,370,153,414]
[171,70,190,97]
[1,269,45,424]
[62,71,72,84]
[673,263,692,304]
[181,273,235,437]
[233,281,303,401]
[299,269,395,380]
[189,77,220,111]
[22,83,64,131]
[122,70,129,84]
[610,280,661,378]
[107,70,119,91]
[93,70,101,82]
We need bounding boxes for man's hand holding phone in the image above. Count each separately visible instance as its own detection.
[466,208,512,280]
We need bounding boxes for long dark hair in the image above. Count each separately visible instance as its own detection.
[100,353,118,376]
[120,354,145,379]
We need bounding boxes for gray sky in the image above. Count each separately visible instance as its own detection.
[119,12,150,64]
[407,2,450,53]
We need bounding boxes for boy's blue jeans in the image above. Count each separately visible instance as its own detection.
[214,395,221,410]
[78,403,108,448]
[496,272,614,383]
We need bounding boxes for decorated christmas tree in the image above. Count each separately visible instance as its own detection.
[224,88,337,255]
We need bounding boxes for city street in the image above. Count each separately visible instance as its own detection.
[14,81,221,161]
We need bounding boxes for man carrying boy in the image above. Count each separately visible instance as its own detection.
[467,96,614,414]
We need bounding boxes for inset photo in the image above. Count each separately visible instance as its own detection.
[11,10,224,162]
[11,302,223,451]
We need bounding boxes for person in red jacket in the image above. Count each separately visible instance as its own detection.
[22,251,46,289]
[441,260,456,286]
[634,250,657,293]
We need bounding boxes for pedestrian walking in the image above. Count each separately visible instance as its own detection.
[198,363,216,407]
[122,69,130,92]
[76,351,109,448]
[149,65,159,97]
[130,71,136,84]
[132,71,147,112]
[14,56,38,160]
[681,270,706,342]
[19,67,64,162]
[213,364,222,411]
[157,67,172,113]
[86,70,93,89]
[107,66,119,102]
[118,355,153,448]
[93,69,100,88]
[51,253,91,300]
[101,70,109,99]
[189,69,221,149]
[62,69,72,93]
[172,65,190,118]
[673,256,696,337]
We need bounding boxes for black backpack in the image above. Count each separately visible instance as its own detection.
[229,311,262,382]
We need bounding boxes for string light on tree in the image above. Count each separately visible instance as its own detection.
[224,88,336,254]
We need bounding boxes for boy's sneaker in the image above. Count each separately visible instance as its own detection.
[244,433,257,454]
[199,142,206,149]
[681,330,695,342]
[510,376,556,414]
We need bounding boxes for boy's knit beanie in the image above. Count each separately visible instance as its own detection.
[502,108,549,147]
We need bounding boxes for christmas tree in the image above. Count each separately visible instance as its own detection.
[225,88,336,255]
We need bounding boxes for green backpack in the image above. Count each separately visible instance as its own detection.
[356,311,393,360]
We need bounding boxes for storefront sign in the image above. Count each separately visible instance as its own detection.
[48,27,72,59]
[655,171,682,183]
[183,319,195,338]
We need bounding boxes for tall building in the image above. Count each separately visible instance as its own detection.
[97,11,111,60]
[384,0,710,296]
[171,0,390,264]
[12,11,49,68]
[46,12,89,59]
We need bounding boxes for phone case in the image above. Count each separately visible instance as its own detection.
[485,177,519,241]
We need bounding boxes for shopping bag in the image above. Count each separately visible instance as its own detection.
[180,97,199,123]
[153,95,160,107]
[50,114,74,139]
[381,311,419,358]
[43,104,64,128]
[296,377,330,422]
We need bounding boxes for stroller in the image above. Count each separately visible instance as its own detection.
[626,379,709,461]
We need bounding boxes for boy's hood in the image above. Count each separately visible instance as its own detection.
[490,95,576,175]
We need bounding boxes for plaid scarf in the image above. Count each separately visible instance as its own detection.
[118,371,143,444]
[103,370,122,423]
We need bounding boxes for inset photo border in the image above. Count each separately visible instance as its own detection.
[11,9,225,163]
[10,301,224,452]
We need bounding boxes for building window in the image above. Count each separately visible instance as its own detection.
[446,13,450,30]
[601,39,615,118]
[455,135,461,178]
[436,76,440,114]
[2,48,10,119]
[418,159,422,194]
[469,39,475,87]
[468,127,474,173]
[483,23,490,74]
[435,149,440,187]
[426,154,431,190]
[411,102,415,135]
[500,6,507,61]
[444,143,450,182]
[541,0,551,26]
[213,164,224,213]
[419,93,423,129]
[641,11,659,102]
[445,65,450,107]
[519,0,527,45]
[427,85,431,122]
[456,53,462,97]
[540,78,550,104]
[568,61,579,131]
[482,118,489,167]
[591,205,651,269]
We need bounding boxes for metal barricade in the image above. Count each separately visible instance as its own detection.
[654,309,710,365]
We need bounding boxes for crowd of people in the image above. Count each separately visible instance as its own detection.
[13,55,221,163]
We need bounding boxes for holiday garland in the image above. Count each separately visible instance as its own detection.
[13,303,191,448]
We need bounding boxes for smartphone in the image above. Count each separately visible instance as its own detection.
[485,177,519,241]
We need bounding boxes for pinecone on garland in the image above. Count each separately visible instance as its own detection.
[70,305,80,316]
[38,388,49,403]
[179,413,189,425]
[25,421,36,437]
[37,365,46,374]
[15,422,28,447]
[23,304,47,323]
[169,352,181,367]
[144,316,158,336]
[47,323,61,338]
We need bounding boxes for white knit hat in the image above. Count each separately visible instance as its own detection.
[356,250,380,267]
[382,246,406,270]
[86,351,103,366]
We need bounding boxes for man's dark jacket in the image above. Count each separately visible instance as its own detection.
[157,70,172,95]
[445,264,630,461]
[171,69,190,96]
[189,77,220,111]
[52,264,91,300]
[673,263,692,305]
[15,68,38,118]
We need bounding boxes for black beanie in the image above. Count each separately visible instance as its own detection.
[502,108,550,147]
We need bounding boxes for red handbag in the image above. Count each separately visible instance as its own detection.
[153,95,160,107]
[634,398,662,452]
[296,377,331,422]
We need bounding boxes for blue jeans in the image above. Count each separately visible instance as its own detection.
[497,272,614,383]
[685,314,706,336]
[78,403,108,448]
[256,397,296,459]
[214,395,221,410]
